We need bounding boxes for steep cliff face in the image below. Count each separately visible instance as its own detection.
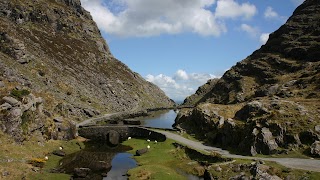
[0,0,174,141]
[177,0,320,156]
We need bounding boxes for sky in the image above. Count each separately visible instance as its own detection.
[80,0,304,101]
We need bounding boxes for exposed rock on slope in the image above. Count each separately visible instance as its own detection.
[181,79,218,107]
[0,0,174,141]
[176,0,320,155]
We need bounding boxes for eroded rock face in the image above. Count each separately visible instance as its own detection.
[0,0,175,140]
[176,0,320,155]
[310,141,320,157]
[0,92,76,142]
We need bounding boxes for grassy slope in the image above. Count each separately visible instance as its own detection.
[0,132,85,180]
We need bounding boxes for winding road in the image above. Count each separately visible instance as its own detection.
[154,130,320,172]
[77,114,320,172]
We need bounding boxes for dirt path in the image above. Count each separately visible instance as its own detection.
[155,130,320,172]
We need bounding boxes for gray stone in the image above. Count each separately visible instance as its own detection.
[0,81,5,88]
[10,108,22,118]
[250,164,270,177]
[215,166,222,172]
[2,171,10,177]
[258,128,278,154]
[53,117,63,123]
[250,146,257,156]
[315,125,320,134]
[136,148,148,156]
[310,141,320,157]
[52,150,66,157]
[0,103,12,110]
[235,101,269,120]
[2,96,20,106]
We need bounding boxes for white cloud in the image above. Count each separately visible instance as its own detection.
[215,0,257,19]
[264,6,278,19]
[81,0,227,37]
[81,0,258,37]
[174,69,189,80]
[146,70,218,101]
[240,24,259,37]
[260,33,269,44]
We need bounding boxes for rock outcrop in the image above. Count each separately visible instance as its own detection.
[0,0,174,141]
[176,0,320,155]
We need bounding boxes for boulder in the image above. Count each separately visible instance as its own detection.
[256,128,278,154]
[0,81,5,88]
[235,101,269,121]
[250,163,270,177]
[0,103,12,110]
[52,150,66,157]
[53,117,63,123]
[136,148,148,156]
[74,168,91,178]
[2,96,20,106]
[310,141,320,157]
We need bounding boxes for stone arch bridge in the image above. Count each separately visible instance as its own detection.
[78,125,166,145]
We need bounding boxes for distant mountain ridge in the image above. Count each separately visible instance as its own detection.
[176,0,320,156]
[0,0,174,141]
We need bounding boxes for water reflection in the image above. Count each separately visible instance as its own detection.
[138,110,178,129]
[59,142,136,179]
[103,153,136,180]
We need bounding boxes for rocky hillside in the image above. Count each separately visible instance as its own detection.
[176,0,320,156]
[181,79,218,107]
[0,0,174,141]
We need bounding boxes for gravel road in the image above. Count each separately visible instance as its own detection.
[155,130,320,172]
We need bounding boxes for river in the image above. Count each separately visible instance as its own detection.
[138,109,178,129]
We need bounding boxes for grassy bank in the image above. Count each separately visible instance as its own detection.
[122,138,226,180]
[122,137,320,180]
[0,131,85,179]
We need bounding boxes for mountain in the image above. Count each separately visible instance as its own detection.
[0,0,175,141]
[176,0,320,156]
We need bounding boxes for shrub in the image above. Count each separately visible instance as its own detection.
[28,158,46,168]
[11,89,30,99]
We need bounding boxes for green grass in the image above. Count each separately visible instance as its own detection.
[122,138,203,180]
[0,132,85,180]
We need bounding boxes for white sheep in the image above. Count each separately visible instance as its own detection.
[147,145,150,149]
[59,146,63,150]
[44,156,48,160]
[154,140,157,143]
[147,139,150,142]
[128,137,132,140]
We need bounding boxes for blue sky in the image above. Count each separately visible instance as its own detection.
[81,0,304,101]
